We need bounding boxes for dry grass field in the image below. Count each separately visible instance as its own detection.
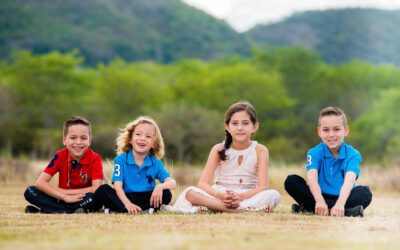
[0,160,399,250]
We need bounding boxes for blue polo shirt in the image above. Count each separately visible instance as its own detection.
[306,142,361,196]
[112,149,170,193]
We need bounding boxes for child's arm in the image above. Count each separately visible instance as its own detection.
[114,181,142,214]
[307,169,329,216]
[150,177,176,208]
[57,180,102,195]
[35,172,86,203]
[197,144,227,198]
[330,172,357,217]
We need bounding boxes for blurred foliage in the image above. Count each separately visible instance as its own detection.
[0,48,399,166]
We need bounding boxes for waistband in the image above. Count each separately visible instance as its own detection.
[215,181,257,190]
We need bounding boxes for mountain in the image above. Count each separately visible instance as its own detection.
[0,0,250,65]
[245,8,400,65]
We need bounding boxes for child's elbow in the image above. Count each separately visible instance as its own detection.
[168,179,177,190]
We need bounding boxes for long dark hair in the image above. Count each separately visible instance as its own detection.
[218,101,257,160]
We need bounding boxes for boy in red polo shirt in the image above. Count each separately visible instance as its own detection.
[24,116,104,213]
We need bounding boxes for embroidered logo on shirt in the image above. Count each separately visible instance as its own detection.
[47,154,59,168]
[146,175,154,185]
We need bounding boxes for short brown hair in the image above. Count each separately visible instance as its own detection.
[318,107,347,126]
[63,116,91,137]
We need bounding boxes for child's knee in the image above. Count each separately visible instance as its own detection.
[162,189,172,204]
[284,174,301,190]
[24,186,37,202]
[185,190,197,204]
[362,186,373,207]
[95,184,112,194]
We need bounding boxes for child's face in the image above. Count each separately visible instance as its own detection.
[130,123,156,156]
[318,115,349,154]
[225,111,258,144]
[63,124,91,160]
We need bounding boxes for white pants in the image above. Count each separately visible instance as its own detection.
[166,185,281,214]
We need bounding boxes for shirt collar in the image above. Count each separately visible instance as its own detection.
[127,149,153,168]
[66,148,91,166]
[322,142,347,159]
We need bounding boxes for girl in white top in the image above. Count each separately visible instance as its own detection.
[168,101,280,213]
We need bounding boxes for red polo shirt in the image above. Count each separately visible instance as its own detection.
[44,147,104,189]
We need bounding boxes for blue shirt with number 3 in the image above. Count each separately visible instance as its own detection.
[306,142,361,196]
[112,149,170,193]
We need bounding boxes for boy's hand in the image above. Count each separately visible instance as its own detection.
[125,202,142,214]
[315,200,329,216]
[330,202,345,217]
[150,185,163,208]
[62,193,85,203]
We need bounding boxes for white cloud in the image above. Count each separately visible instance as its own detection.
[183,0,400,31]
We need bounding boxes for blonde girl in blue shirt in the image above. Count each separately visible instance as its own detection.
[93,116,176,214]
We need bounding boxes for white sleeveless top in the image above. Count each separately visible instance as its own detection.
[214,141,258,189]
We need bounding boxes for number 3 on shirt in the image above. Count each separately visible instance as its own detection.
[307,155,312,166]
[114,164,121,177]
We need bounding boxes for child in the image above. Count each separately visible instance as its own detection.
[24,116,104,213]
[167,101,280,213]
[94,116,176,214]
[284,107,372,217]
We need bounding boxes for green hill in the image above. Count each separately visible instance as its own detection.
[0,0,250,65]
[245,8,400,65]
[2,3,400,66]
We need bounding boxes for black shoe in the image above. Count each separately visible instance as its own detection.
[345,205,364,217]
[291,204,314,214]
[291,204,301,213]
[74,208,87,214]
[25,205,40,214]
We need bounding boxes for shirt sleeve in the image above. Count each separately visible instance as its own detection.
[112,157,124,183]
[345,153,362,179]
[44,153,60,176]
[306,148,321,172]
[91,155,104,180]
[155,160,171,183]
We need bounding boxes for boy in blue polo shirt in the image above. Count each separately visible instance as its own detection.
[284,107,372,217]
[93,116,176,214]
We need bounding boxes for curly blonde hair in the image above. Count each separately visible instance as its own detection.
[115,116,165,159]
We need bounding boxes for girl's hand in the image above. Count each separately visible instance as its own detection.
[125,202,142,214]
[223,190,240,209]
[315,200,329,216]
[150,185,163,208]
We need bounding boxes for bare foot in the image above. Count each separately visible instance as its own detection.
[263,205,272,213]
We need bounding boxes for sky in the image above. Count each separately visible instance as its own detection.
[183,0,400,32]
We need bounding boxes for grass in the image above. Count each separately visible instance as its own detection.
[0,161,400,250]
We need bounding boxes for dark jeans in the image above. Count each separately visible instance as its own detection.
[24,186,98,213]
[92,184,172,213]
[284,174,372,211]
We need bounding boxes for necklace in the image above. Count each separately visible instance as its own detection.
[66,153,80,187]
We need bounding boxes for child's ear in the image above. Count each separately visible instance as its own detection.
[62,137,66,146]
[254,122,259,132]
[344,126,350,136]
[317,127,322,138]
[224,124,230,133]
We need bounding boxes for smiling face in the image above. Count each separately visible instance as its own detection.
[318,115,349,156]
[130,122,157,156]
[63,124,91,160]
[225,110,258,145]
